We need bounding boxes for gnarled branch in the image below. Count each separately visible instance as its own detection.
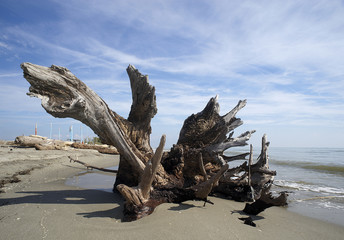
[21,62,287,221]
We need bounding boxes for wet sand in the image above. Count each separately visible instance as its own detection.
[0,146,343,239]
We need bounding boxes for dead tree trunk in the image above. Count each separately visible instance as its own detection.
[21,62,286,221]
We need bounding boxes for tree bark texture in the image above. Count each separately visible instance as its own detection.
[21,62,286,221]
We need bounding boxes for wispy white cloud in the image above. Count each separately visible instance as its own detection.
[0,72,21,78]
[241,90,344,127]
[0,41,11,50]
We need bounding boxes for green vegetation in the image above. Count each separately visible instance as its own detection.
[83,137,102,145]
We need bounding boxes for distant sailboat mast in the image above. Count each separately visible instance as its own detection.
[69,125,73,142]
[80,125,83,143]
[50,122,52,139]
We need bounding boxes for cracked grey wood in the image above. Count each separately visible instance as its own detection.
[21,62,286,221]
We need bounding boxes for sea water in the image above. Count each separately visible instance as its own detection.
[227,147,344,226]
[65,166,118,193]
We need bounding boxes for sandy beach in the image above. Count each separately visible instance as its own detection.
[0,145,343,240]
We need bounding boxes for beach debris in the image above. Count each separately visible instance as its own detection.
[15,135,47,147]
[0,167,39,192]
[71,142,119,154]
[15,135,69,150]
[14,135,119,154]
[21,62,287,221]
[68,156,118,173]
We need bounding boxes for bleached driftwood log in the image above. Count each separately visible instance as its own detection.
[14,135,119,154]
[71,142,119,154]
[15,135,47,147]
[15,135,69,150]
[21,62,286,221]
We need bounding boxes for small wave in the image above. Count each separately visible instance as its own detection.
[274,180,344,195]
[302,165,344,174]
[331,149,344,153]
[271,160,344,176]
[317,201,344,210]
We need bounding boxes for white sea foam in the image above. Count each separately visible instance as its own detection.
[274,180,344,195]
[317,201,344,210]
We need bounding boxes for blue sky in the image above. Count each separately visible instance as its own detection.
[0,0,343,148]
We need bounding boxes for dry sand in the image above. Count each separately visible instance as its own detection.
[0,145,343,240]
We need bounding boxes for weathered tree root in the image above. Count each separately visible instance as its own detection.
[21,62,287,221]
[116,135,229,221]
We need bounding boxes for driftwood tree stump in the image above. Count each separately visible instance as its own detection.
[21,62,286,221]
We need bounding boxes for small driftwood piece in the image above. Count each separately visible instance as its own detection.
[21,62,287,221]
[68,156,118,173]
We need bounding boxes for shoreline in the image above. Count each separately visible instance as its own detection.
[1,147,343,239]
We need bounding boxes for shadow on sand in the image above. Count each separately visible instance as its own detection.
[168,202,204,211]
[0,189,124,220]
[231,209,265,221]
